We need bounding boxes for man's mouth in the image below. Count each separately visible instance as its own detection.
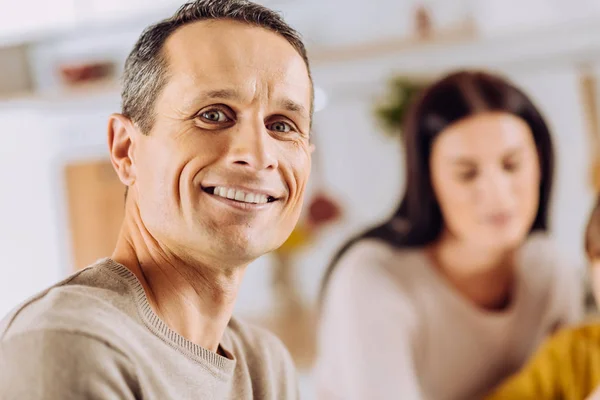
[202,186,277,205]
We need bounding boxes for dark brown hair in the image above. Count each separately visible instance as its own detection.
[320,70,555,302]
[585,197,600,260]
[121,0,312,134]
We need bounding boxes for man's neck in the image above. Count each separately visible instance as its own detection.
[112,215,246,354]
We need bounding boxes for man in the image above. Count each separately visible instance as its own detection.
[0,0,313,398]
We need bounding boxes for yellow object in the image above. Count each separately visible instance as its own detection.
[276,224,313,254]
[592,160,600,191]
[485,323,600,400]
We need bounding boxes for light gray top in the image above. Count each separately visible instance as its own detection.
[0,258,299,400]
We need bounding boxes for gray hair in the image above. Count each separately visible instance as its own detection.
[121,0,312,134]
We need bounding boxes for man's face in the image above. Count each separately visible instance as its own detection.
[130,20,312,266]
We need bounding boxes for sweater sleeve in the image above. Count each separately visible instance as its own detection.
[316,243,424,400]
[0,329,139,400]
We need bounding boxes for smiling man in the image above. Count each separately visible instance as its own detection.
[0,1,313,399]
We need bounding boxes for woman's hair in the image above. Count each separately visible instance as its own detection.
[319,70,555,302]
[585,197,600,260]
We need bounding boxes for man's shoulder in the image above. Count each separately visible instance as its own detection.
[0,263,141,398]
[224,316,299,397]
[0,261,137,343]
[0,325,139,399]
[225,316,292,362]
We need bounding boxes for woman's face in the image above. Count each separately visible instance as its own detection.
[430,112,542,251]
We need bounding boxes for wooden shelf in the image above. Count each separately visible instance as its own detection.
[310,21,477,64]
[311,16,600,89]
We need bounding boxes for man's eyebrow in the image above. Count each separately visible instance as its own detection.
[279,98,309,119]
[178,88,241,114]
[201,89,240,100]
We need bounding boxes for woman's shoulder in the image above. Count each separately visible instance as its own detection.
[321,239,423,328]
[519,232,570,275]
[337,238,400,263]
[519,232,583,306]
[521,231,557,257]
[336,238,425,271]
[328,239,428,298]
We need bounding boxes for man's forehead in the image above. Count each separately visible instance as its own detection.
[160,20,312,113]
[164,19,305,72]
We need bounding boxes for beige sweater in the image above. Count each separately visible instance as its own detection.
[316,234,584,400]
[0,259,299,400]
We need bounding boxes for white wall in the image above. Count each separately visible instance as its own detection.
[0,93,118,316]
[0,107,64,316]
[473,0,600,37]
[508,66,595,270]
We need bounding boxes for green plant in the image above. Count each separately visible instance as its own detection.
[374,76,426,137]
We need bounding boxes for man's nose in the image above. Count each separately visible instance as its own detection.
[227,121,278,171]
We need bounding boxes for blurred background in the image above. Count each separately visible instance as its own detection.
[1,0,599,397]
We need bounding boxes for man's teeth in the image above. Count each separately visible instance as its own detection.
[212,187,269,204]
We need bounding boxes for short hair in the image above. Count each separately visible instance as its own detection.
[121,0,312,134]
[585,196,600,260]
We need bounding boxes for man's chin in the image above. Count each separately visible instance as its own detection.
[184,226,283,265]
[211,241,277,267]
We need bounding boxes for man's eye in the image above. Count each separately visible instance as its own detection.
[269,121,292,133]
[200,110,230,122]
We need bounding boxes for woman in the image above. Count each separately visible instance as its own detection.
[315,70,584,400]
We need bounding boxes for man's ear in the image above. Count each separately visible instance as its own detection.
[108,114,137,187]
